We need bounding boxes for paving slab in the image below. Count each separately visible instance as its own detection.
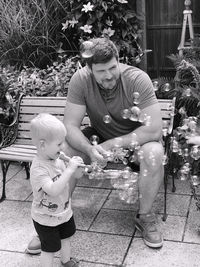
[152,192,191,216]
[124,239,200,267]
[103,190,139,211]
[77,175,113,189]
[79,262,116,267]
[90,208,136,235]
[4,169,32,201]
[184,198,200,243]
[0,251,61,267]
[71,230,131,266]
[72,187,111,230]
[159,177,192,195]
[0,200,34,253]
[0,162,23,188]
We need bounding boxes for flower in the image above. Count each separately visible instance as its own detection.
[62,20,69,31]
[102,27,115,37]
[80,24,93,33]
[81,2,94,13]
[69,18,78,28]
[117,0,128,3]
[105,18,113,27]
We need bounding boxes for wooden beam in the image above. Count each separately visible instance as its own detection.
[136,0,147,71]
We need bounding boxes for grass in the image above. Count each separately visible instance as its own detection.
[0,0,67,69]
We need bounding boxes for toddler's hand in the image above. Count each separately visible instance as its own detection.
[68,156,84,172]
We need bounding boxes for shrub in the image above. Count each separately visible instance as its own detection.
[1,56,80,98]
[0,0,141,69]
[61,0,141,65]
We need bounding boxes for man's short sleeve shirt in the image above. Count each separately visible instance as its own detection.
[67,63,158,140]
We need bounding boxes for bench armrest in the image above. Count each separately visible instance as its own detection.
[0,93,24,149]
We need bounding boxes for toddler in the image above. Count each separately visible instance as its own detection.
[30,113,84,267]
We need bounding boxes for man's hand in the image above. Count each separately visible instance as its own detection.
[187,136,200,145]
[88,144,109,163]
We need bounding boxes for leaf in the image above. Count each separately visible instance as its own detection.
[122,28,127,39]
[101,1,108,11]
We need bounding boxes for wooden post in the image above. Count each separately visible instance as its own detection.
[136,0,147,71]
[178,0,194,56]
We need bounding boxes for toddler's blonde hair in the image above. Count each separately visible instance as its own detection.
[30,113,66,145]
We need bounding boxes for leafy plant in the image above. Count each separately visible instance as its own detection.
[1,55,80,98]
[60,0,141,65]
[0,0,141,69]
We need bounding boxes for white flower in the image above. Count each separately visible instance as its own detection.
[117,0,128,3]
[81,2,94,13]
[102,27,115,37]
[80,24,93,33]
[62,20,69,31]
[106,18,113,27]
[69,18,78,28]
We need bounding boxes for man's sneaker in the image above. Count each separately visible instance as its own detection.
[133,213,163,248]
[26,236,41,255]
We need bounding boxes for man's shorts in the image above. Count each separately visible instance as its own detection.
[82,126,140,172]
[33,216,76,252]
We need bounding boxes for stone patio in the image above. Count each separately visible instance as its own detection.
[1,162,200,267]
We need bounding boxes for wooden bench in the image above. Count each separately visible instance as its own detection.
[0,94,176,220]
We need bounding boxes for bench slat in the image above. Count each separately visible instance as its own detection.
[20,106,65,114]
[14,139,35,145]
[21,98,66,106]
[0,153,34,162]
[18,114,64,123]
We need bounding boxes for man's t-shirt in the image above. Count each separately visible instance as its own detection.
[30,156,72,226]
[67,63,158,140]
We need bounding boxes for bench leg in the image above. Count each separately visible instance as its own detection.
[0,160,11,202]
[172,173,176,192]
[162,168,168,221]
[21,162,30,179]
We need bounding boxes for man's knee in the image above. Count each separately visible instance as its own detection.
[140,142,164,168]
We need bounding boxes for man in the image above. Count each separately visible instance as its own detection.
[27,37,164,253]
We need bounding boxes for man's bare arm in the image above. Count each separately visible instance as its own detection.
[64,102,91,154]
[100,103,163,150]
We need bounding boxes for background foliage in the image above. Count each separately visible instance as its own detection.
[0,0,140,69]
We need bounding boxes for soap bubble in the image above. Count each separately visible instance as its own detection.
[129,154,137,162]
[162,154,168,165]
[177,169,189,181]
[163,82,171,92]
[80,41,94,58]
[185,88,191,97]
[121,109,130,119]
[133,92,140,105]
[191,175,200,186]
[103,114,112,124]
[118,186,138,204]
[190,145,200,160]
[143,115,152,126]
[90,135,99,145]
[129,106,141,121]
[152,80,159,91]
[114,137,123,148]
[142,169,148,177]
[137,149,144,160]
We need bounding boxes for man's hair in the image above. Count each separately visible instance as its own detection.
[81,38,119,68]
[30,113,66,145]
